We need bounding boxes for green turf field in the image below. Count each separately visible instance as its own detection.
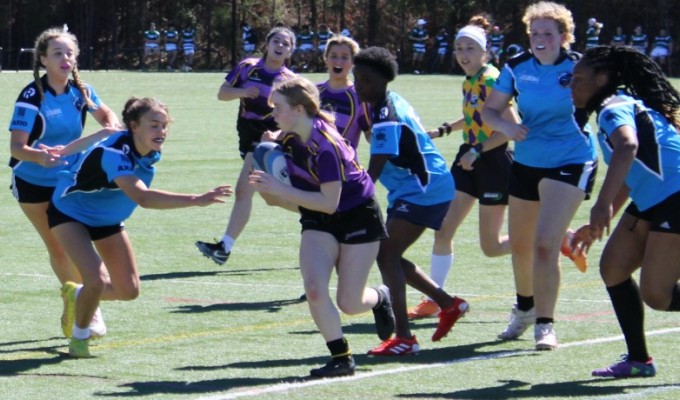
[1,70,680,399]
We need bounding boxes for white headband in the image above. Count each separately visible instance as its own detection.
[455,26,487,50]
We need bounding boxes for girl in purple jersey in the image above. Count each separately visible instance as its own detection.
[317,35,371,149]
[249,77,392,378]
[196,27,297,266]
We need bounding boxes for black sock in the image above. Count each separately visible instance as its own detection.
[536,317,554,325]
[517,294,534,312]
[327,337,352,361]
[667,283,680,311]
[607,278,649,362]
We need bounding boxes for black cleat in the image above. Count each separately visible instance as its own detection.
[310,357,355,378]
[195,240,230,265]
[372,285,396,341]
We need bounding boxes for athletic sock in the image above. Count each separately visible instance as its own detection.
[73,325,91,340]
[667,283,680,311]
[536,317,554,325]
[430,253,454,289]
[517,294,534,312]
[607,278,649,362]
[327,337,352,360]
[221,235,235,253]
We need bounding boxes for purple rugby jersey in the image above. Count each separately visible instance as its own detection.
[280,117,374,212]
[225,58,296,122]
[317,81,371,149]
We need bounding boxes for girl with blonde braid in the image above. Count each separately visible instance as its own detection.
[8,27,119,338]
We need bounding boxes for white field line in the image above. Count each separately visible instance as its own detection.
[197,327,680,400]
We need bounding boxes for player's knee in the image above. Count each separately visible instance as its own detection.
[641,285,670,311]
[117,283,140,301]
[336,295,361,315]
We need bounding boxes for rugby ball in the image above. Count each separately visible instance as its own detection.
[252,142,291,185]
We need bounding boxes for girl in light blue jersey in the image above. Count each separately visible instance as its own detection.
[8,27,120,338]
[48,97,232,357]
[482,1,598,350]
[570,46,680,378]
[353,47,469,357]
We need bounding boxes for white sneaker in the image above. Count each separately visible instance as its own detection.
[498,305,535,340]
[89,307,107,339]
[534,322,558,350]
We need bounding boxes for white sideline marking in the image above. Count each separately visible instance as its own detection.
[197,327,680,400]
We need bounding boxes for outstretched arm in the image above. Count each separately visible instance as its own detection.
[116,174,233,209]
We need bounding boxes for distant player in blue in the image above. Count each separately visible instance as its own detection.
[408,19,429,74]
[180,23,196,71]
[610,26,627,47]
[317,35,371,150]
[8,27,119,337]
[196,27,297,265]
[48,97,232,358]
[650,28,673,75]
[570,46,680,378]
[163,22,179,71]
[482,1,598,350]
[240,21,257,58]
[584,17,603,50]
[353,46,469,357]
[250,77,392,378]
[629,25,648,54]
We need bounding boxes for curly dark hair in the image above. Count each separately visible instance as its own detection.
[353,46,399,82]
[581,45,680,130]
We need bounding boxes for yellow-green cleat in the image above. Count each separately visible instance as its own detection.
[61,281,79,338]
[68,338,93,358]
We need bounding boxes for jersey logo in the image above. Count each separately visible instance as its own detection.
[518,73,539,83]
[379,106,389,120]
[23,88,36,99]
[558,72,573,88]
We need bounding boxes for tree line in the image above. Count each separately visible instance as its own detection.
[0,0,676,71]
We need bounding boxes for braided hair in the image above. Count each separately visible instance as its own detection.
[580,45,680,130]
[32,27,95,109]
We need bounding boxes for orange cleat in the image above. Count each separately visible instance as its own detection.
[561,229,588,272]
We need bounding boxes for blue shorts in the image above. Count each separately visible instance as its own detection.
[11,174,54,203]
[386,199,450,230]
[624,191,680,234]
[510,161,597,201]
[47,202,124,241]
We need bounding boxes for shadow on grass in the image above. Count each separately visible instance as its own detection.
[170,297,305,314]
[192,339,534,371]
[0,345,67,375]
[140,266,299,281]
[96,375,318,397]
[96,344,537,397]
[397,379,678,399]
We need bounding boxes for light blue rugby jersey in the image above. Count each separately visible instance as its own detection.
[8,76,102,186]
[52,131,160,226]
[494,50,597,168]
[370,91,454,207]
[597,94,680,211]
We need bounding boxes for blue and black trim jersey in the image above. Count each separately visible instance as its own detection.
[369,91,454,207]
[8,75,102,186]
[52,131,160,226]
[597,94,680,210]
[495,49,597,167]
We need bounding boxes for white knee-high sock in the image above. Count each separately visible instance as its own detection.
[430,253,454,289]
